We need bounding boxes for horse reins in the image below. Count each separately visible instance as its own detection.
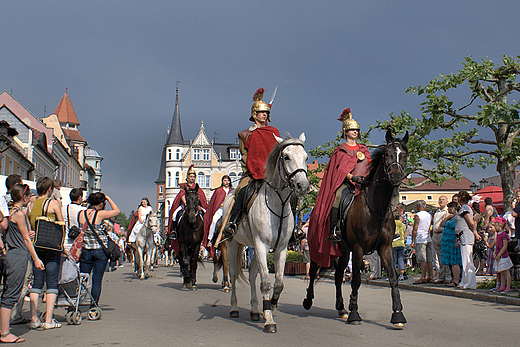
[266,142,307,251]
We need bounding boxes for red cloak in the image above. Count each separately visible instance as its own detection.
[167,182,209,251]
[307,143,371,268]
[202,186,232,257]
[245,126,280,180]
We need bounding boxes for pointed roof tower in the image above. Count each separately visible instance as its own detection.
[54,88,80,126]
[166,83,185,145]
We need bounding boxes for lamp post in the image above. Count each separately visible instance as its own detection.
[470,182,478,194]
[479,178,488,190]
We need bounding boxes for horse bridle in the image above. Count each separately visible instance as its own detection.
[383,140,407,184]
[276,142,307,190]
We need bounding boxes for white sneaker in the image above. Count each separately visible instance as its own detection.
[398,274,405,281]
[42,319,62,330]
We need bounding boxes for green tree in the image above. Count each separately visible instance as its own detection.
[114,212,129,230]
[373,55,520,211]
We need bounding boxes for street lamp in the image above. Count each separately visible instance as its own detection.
[479,178,488,190]
[470,182,478,194]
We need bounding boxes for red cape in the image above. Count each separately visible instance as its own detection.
[245,126,280,180]
[167,182,209,251]
[308,143,371,268]
[202,186,232,257]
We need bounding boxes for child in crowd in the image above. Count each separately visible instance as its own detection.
[485,224,497,277]
[493,217,513,293]
[492,217,513,293]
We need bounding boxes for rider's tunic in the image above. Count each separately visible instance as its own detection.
[308,142,371,268]
[128,205,152,243]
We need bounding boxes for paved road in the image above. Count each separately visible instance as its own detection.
[13,261,520,346]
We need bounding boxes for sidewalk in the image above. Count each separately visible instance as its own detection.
[362,274,520,306]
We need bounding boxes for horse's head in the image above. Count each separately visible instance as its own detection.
[147,211,159,233]
[267,133,310,197]
[383,129,409,186]
[184,187,200,224]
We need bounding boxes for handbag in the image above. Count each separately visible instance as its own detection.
[85,210,121,262]
[69,219,87,262]
[33,199,65,252]
[67,205,81,240]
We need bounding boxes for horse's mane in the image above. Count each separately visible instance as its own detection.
[265,135,305,181]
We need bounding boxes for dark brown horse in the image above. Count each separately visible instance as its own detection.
[210,218,230,292]
[176,187,204,289]
[303,130,408,327]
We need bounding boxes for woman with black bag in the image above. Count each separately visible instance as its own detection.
[78,192,120,320]
[27,177,64,330]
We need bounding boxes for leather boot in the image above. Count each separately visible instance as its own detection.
[329,207,341,245]
[223,188,246,240]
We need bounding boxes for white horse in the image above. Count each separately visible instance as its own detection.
[225,133,310,333]
[135,211,159,279]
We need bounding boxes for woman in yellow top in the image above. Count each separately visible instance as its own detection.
[392,210,407,281]
[27,177,64,330]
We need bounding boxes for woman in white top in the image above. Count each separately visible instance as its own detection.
[454,190,481,289]
[128,198,153,243]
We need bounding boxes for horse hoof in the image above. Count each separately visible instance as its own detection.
[212,275,218,283]
[230,310,240,318]
[338,309,348,319]
[390,311,407,325]
[393,323,405,328]
[302,298,313,310]
[250,312,260,321]
[347,311,362,324]
[191,285,198,290]
[263,324,277,333]
[223,286,230,293]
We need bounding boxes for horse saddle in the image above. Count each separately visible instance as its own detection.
[243,179,263,213]
[338,185,355,228]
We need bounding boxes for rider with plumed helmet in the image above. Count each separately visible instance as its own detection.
[223,88,281,239]
[307,108,372,268]
[167,164,209,239]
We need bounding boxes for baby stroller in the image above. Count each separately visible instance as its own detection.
[54,255,102,325]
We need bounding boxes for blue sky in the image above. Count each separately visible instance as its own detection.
[2,1,519,215]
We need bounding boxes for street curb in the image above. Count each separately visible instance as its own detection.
[362,279,520,306]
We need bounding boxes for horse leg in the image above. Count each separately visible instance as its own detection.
[249,252,260,321]
[227,240,240,318]
[270,249,287,311]
[347,248,363,324]
[137,246,145,280]
[302,260,319,310]
[180,245,191,288]
[255,243,277,333]
[335,253,349,319]
[222,243,230,292]
[191,245,200,289]
[379,245,406,327]
[212,252,219,283]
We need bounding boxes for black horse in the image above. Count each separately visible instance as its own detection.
[176,186,204,289]
[303,130,409,327]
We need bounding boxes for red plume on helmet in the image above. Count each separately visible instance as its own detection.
[338,108,351,121]
[253,88,265,101]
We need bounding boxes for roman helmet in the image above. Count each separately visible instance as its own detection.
[250,88,271,122]
[338,108,360,139]
[186,164,196,181]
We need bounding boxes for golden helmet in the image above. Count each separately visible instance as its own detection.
[338,108,360,138]
[186,164,196,181]
[250,88,271,122]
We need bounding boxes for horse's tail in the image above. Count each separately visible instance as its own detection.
[235,244,248,284]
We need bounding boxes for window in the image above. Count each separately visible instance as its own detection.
[230,149,237,160]
[176,149,180,160]
[197,172,205,187]
[159,186,163,194]
[167,171,171,187]
[401,195,407,200]
[193,149,200,160]
[426,195,433,201]
[203,149,210,161]
[168,149,172,161]
[206,175,210,188]
[175,172,179,187]
[229,172,236,184]
[167,200,171,213]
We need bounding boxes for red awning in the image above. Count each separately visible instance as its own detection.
[471,186,504,215]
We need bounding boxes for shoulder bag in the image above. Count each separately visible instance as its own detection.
[34,199,65,252]
[86,210,121,262]
[67,205,81,239]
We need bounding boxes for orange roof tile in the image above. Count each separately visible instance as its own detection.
[54,88,80,125]
[401,176,473,191]
[62,128,86,143]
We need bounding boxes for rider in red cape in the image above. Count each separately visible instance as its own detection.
[203,175,233,257]
[223,88,280,238]
[167,165,209,250]
[308,108,371,268]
